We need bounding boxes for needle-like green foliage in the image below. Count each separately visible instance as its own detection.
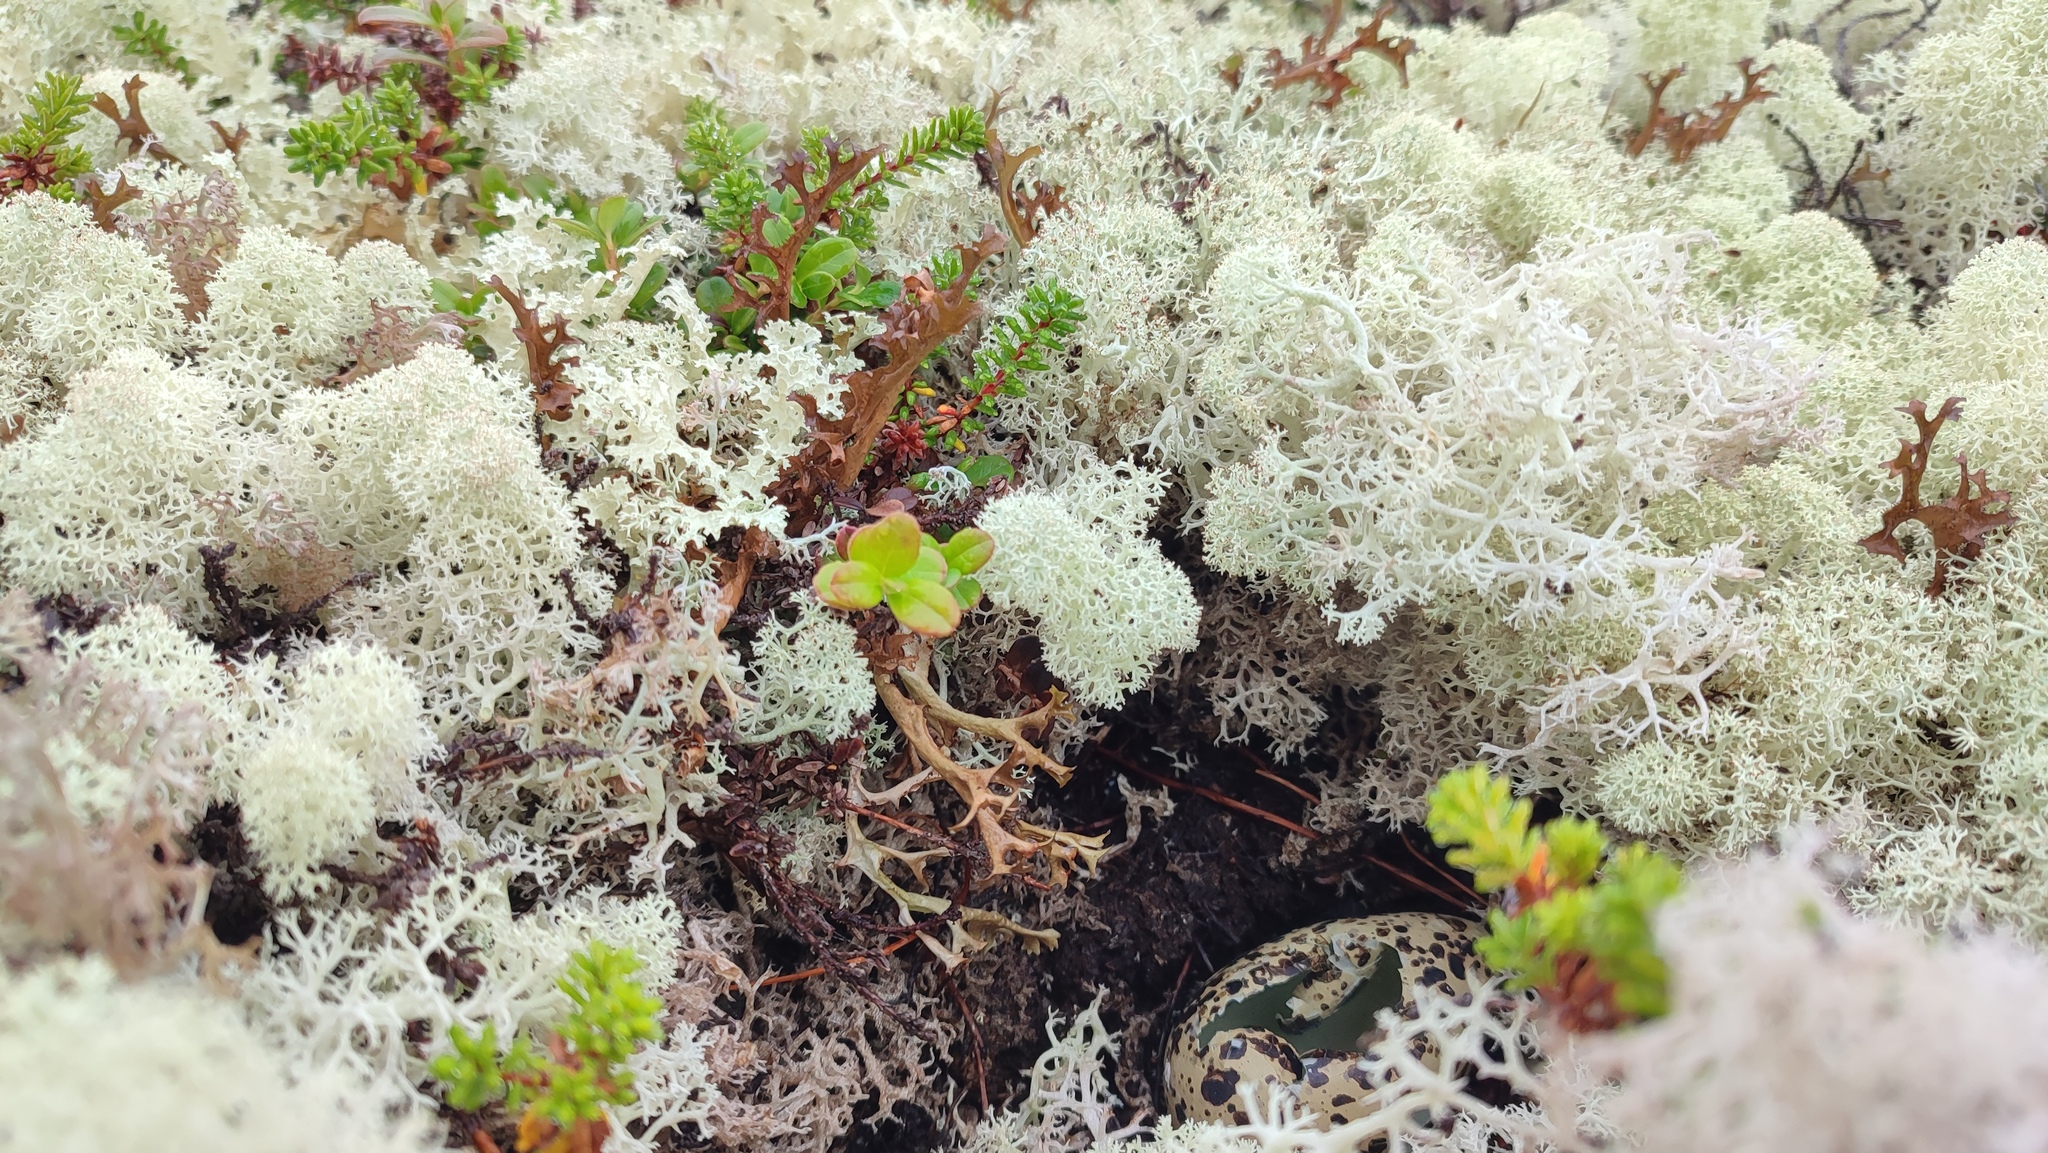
[284,71,480,197]
[1428,765,1683,1028]
[429,942,662,1150]
[921,280,1085,450]
[112,13,196,86]
[0,73,96,200]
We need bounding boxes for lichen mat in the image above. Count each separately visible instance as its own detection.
[5,0,2048,1150]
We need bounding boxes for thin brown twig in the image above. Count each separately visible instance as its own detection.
[1360,854,1474,910]
[940,965,991,1119]
[1094,745,1321,840]
[1398,831,1480,900]
[757,933,918,986]
[1254,767,1321,806]
[1238,748,1323,806]
[1166,951,1196,1013]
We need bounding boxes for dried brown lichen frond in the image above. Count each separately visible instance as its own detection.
[485,276,581,420]
[1858,397,2015,597]
[207,119,250,156]
[0,600,245,982]
[327,300,468,386]
[1263,0,1416,110]
[1628,59,1776,163]
[975,122,1067,249]
[118,171,242,319]
[870,648,1092,878]
[80,173,142,233]
[775,224,1008,504]
[90,75,183,166]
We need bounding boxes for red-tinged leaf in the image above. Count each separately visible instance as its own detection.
[887,579,962,636]
[355,6,437,28]
[815,560,883,610]
[939,527,994,575]
[849,512,923,575]
[451,29,509,50]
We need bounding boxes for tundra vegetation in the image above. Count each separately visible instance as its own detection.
[4,0,2048,1150]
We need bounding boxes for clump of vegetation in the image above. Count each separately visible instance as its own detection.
[813,511,993,636]
[285,71,483,198]
[1428,766,1684,1030]
[111,13,196,86]
[430,942,663,1153]
[684,101,986,347]
[0,73,95,199]
[11,0,2048,1150]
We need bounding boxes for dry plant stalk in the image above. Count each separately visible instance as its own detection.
[871,648,1104,880]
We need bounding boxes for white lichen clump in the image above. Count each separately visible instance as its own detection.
[2,0,2047,1149]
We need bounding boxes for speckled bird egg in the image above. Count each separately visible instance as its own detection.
[1162,914,1484,1129]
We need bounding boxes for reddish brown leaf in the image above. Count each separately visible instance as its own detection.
[1858,397,2016,597]
[485,277,581,420]
[90,75,184,166]
[976,115,1067,249]
[1627,59,1775,163]
[0,147,69,197]
[1263,0,1415,110]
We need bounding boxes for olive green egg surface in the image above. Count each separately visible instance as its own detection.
[1162,914,1485,1129]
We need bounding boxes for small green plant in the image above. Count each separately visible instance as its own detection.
[112,13,196,86]
[918,279,1084,452]
[429,941,662,1153]
[682,101,984,348]
[356,1,527,109]
[548,194,657,276]
[813,511,993,636]
[284,70,479,198]
[1426,765,1683,1031]
[0,72,96,200]
[273,0,364,18]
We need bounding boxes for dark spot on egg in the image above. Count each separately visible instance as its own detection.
[1201,1068,1241,1107]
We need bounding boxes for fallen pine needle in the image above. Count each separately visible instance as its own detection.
[1093,744,1322,839]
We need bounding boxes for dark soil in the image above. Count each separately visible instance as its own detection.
[190,802,274,947]
[837,720,1479,1151]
